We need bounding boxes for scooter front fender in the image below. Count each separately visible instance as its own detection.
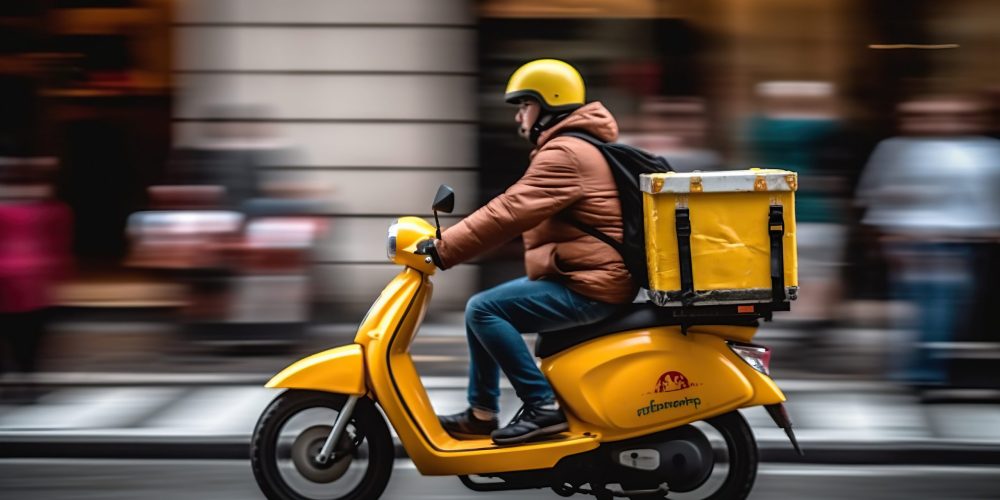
[265,344,366,396]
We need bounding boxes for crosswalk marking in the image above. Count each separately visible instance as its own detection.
[142,387,275,435]
[0,388,184,430]
[2,384,1000,446]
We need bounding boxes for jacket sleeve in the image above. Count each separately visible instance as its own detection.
[435,144,583,268]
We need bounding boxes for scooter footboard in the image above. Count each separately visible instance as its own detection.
[266,344,366,395]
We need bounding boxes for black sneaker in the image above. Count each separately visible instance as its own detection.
[490,404,569,445]
[438,408,499,439]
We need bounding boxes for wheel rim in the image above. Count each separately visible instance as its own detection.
[657,419,740,499]
[275,406,371,499]
[290,425,353,483]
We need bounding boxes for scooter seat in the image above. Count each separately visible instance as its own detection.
[534,302,758,358]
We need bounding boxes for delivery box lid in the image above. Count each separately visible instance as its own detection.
[641,168,798,195]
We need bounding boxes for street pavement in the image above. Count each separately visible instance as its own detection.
[2,320,1000,464]
[3,376,1000,463]
[0,459,998,499]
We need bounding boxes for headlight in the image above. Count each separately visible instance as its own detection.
[386,220,399,260]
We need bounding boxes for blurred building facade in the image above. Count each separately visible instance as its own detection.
[171,0,481,313]
[4,0,1000,324]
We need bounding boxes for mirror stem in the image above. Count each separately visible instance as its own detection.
[434,210,442,240]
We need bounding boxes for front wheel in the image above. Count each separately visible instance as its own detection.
[251,390,394,500]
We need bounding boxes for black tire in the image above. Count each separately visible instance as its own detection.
[630,411,757,500]
[251,390,394,500]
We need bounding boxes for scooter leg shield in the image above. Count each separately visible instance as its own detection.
[266,344,367,396]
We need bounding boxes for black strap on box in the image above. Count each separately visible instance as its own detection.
[768,205,786,304]
[674,207,695,305]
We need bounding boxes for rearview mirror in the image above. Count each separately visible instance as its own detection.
[432,184,455,214]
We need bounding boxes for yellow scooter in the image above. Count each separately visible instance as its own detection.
[251,185,801,500]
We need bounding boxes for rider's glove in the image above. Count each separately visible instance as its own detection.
[416,239,445,269]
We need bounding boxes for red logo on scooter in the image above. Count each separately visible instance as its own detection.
[653,371,698,393]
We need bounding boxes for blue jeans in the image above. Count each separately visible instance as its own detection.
[464,277,622,413]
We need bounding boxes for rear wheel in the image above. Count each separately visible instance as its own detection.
[629,411,757,500]
[251,390,394,500]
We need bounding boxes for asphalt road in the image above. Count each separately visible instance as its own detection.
[0,459,998,499]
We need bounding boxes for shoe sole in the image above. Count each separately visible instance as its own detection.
[491,422,570,445]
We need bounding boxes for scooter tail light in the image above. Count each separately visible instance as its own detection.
[729,343,772,375]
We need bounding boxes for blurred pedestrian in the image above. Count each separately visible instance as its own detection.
[745,81,848,330]
[856,97,1000,387]
[230,177,328,340]
[165,105,291,213]
[619,96,723,172]
[0,158,73,384]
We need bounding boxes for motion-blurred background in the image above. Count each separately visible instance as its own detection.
[1,1,1000,498]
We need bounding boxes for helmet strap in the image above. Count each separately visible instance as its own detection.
[529,110,573,144]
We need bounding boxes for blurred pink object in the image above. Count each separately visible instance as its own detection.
[0,201,73,313]
[125,209,243,270]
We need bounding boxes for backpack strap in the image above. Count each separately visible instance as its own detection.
[556,130,625,256]
[560,130,604,145]
[562,216,624,255]
[768,205,786,304]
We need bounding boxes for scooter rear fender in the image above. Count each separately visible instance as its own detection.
[266,343,366,396]
[732,356,786,406]
[687,325,787,407]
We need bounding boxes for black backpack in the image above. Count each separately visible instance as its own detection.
[559,131,674,288]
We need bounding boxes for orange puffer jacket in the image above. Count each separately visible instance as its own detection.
[436,102,636,304]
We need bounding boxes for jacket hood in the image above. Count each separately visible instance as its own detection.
[536,101,619,148]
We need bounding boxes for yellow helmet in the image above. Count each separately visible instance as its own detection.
[504,59,585,111]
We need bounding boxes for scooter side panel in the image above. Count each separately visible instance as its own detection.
[543,327,755,441]
[265,344,366,395]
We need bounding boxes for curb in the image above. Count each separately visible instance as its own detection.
[757,442,1000,465]
[3,436,1000,465]
[0,439,250,460]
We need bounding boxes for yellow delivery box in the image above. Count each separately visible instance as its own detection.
[640,169,798,308]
